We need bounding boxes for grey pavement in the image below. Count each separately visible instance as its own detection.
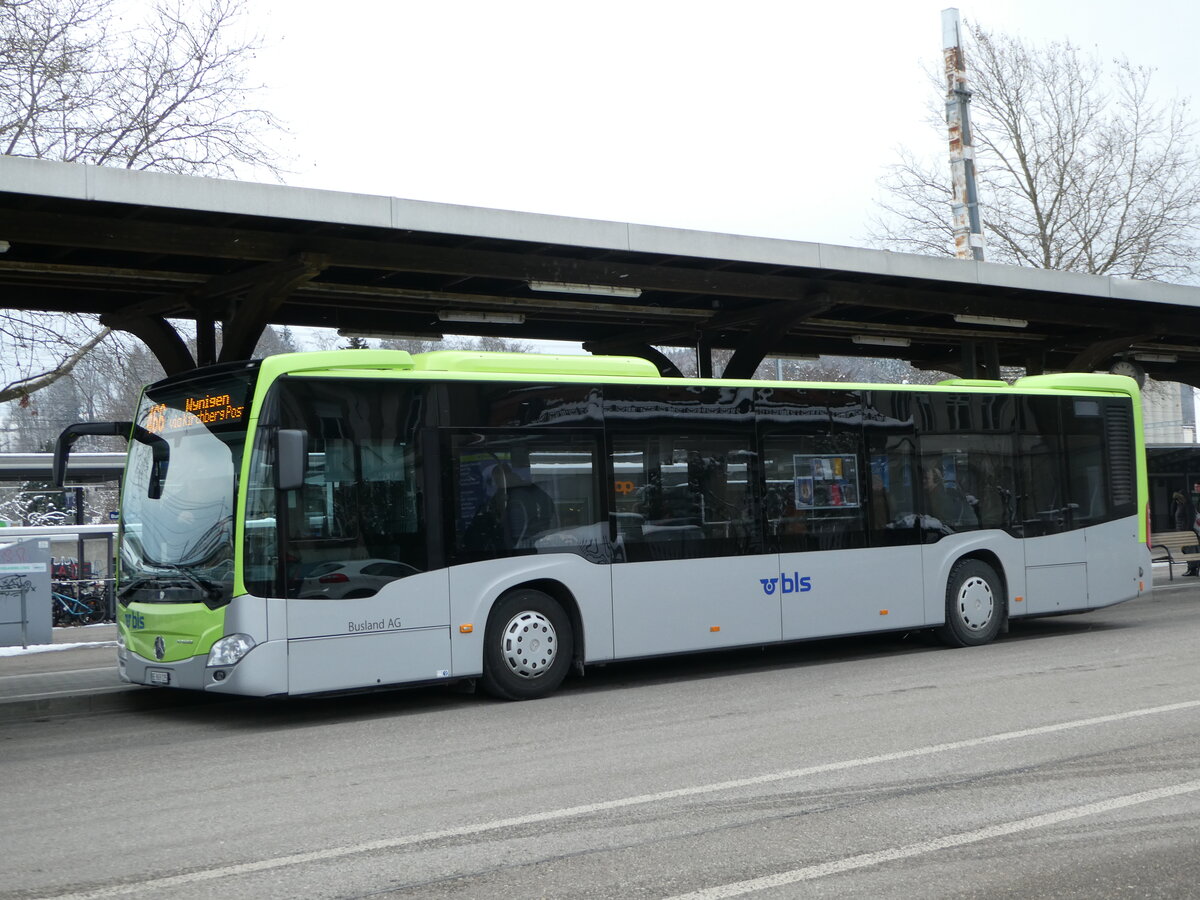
[0,621,232,721]
[0,564,1194,723]
[0,622,135,722]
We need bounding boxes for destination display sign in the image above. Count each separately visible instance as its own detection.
[143,388,250,435]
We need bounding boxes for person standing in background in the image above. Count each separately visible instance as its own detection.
[1170,490,1200,576]
[1172,490,1190,530]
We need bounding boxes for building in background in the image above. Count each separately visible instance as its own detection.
[1143,382,1198,445]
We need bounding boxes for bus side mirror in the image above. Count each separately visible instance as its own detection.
[275,429,308,491]
[54,421,133,487]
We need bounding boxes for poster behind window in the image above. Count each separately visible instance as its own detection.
[792,454,861,510]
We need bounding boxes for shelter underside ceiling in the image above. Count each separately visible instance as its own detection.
[1,187,1198,383]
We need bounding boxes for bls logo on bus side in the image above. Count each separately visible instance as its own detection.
[759,572,812,596]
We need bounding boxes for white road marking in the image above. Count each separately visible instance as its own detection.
[38,699,1200,900]
[666,779,1200,899]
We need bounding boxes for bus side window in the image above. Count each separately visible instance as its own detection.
[1018,396,1067,535]
[864,391,920,547]
[450,431,603,561]
[1062,398,1110,526]
[609,433,756,561]
[917,393,1018,538]
[761,437,866,552]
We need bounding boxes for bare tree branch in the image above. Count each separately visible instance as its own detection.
[868,23,1200,283]
[0,0,286,406]
[1,0,283,177]
[0,326,111,403]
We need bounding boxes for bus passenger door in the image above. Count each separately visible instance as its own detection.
[766,388,925,640]
[1019,397,1087,615]
[608,427,776,657]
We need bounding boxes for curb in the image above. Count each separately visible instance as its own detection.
[0,687,143,724]
[0,683,224,724]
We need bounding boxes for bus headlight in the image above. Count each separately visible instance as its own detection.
[207,634,256,667]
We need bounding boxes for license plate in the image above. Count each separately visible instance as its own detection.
[148,669,171,686]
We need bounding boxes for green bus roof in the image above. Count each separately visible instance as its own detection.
[252,349,1141,400]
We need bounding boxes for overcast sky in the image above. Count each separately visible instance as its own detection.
[244,0,1200,249]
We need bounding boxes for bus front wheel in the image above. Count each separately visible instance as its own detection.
[937,559,1003,648]
[482,589,574,700]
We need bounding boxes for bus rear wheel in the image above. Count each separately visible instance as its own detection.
[937,559,1003,648]
[482,589,573,700]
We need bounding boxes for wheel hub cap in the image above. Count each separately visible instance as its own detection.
[501,610,557,679]
[957,575,995,631]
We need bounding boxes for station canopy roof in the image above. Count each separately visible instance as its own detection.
[2,156,1200,383]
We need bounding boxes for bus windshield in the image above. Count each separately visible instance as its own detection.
[119,366,258,606]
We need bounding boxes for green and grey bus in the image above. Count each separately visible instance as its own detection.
[55,349,1150,700]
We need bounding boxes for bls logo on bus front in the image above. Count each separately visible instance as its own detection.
[759,572,812,595]
[123,611,146,630]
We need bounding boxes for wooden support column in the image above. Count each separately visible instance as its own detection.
[983,341,1001,379]
[195,316,218,367]
[696,334,714,379]
[98,313,195,376]
[1065,334,1152,373]
[959,340,979,379]
[218,253,329,363]
[720,294,833,380]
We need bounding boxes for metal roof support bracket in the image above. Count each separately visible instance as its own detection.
[580,341,683,378]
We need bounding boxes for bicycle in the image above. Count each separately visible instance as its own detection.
[51,588,106,627]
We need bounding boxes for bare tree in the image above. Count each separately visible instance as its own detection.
[656,346,948,384]
[869,22,1200,282]
[1,0,281,175]
[0,0,284,405]
[376,335,534,355]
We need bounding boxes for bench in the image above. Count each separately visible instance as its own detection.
[1151,530,1200,580]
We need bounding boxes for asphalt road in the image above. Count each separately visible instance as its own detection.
[3,584,1200,899]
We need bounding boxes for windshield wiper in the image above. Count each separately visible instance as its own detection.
[118,566,222,602]
[117,576,158,601]
[156,564,222,601]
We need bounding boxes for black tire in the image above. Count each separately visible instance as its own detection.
[937,558,1003,648]
[81,595,106,625]
[481,589,573,700]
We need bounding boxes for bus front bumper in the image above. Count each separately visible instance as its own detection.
[118,638,288,696]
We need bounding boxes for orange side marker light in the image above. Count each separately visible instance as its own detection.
[459,624,474,634]
[1014,596,1024,603]
[710,626,721,632]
